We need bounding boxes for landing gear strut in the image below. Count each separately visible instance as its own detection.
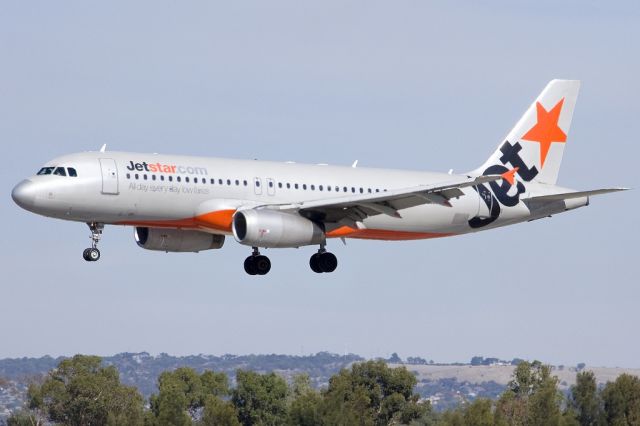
[310,245,337,273]
[244,247,271,276]
[82,222,103,262]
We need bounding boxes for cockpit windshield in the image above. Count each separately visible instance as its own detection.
[37,167,55,175]
[36,166,78,177]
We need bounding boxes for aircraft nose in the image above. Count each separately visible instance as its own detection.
[12,179,37,209]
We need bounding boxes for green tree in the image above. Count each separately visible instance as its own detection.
[232,370,288,426]
[149,367,231,425]
[494,360,563,426]
[319,360,427,426]
[601,373,640,425]
[463,398,494,426]
[287,375,323,426]
[201,395,241,426]
[26,355,144,426]
[569,371,603,426]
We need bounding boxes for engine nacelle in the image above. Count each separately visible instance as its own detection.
[134,227,225,252]
[232,209,324,248]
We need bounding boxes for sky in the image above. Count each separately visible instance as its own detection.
[1,1,639,367]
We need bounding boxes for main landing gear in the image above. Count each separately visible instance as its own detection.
[242,245,338,276]
[244,247,271,275]
[82,222,103,262]
[309,246,337,274]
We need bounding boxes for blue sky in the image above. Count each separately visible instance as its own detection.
[1,1,638,367]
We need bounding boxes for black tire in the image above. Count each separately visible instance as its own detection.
[244,256,257,275]
[88,248,100,262]
[82,248,92,261]
[319,252,337,273]
[255,255,271,275]
[309,253,323,273]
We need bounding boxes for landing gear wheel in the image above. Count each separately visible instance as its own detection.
[254,255,271,275]
[83,222,104,262]
[309,253,322,273]
[319,252,337,273]
[244,248,271,276]
[83,248,100,262]
[309,250,338,273]
[244,256,258,275]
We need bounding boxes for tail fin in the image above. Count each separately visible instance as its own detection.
[473,79,580,185]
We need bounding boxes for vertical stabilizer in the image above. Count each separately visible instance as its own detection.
[474,80,580,185]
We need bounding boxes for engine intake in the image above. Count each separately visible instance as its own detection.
[135,227,225,252]
[232,209,324,248]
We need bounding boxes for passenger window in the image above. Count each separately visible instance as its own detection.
[135,174,139,180]
[185,177,190,183]
[268,181,273,188]
[343,187,347,192]
[177,176,181,182]
[194,177,198,183]
[161,175,165,181]
[243,180,248,186]
[359,188,363,193]
[303,184,307,190]
[286,183,291,189]
[53,167,67,176]
[169,176,173,182]
[311,185,315,191]
[319,185,323,191]
[37,167,55,175]
[126,173,131,179]
[327,185,330,191]
[67,168,78,177]
[211,178,215,184]
[143,174,148,180]
[219,179,223,185]
[255,180,260,187]
[375,189,380,193]
[151,175,156,181]
[294,183,299,189]
[278,182,282,189]
[227,179,231,185]
[235,179,240,186]
[351,187,355,193]
[368,188,372,193]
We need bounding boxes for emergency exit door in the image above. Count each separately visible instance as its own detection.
[99,158,119,195]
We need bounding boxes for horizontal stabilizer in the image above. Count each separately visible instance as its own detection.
[527,188,629,202]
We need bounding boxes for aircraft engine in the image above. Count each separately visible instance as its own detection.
[134,227,225,252]
[232,209,324,248]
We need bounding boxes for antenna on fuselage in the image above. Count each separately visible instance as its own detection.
[99,144,107,153]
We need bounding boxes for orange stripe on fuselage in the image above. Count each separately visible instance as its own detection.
[326,226,454,241]
[117,213,454,241]
[116,209,236,233]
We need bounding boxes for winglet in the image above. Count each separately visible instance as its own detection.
[99,144,107,153]
[351,160,358,168]
[501,167,519,186]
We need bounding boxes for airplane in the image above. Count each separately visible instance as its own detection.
[11,80,627,275]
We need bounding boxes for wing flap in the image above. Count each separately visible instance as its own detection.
[526,188,629,202]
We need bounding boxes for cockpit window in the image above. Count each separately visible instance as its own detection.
[53,167,67,176]
[37,167,54,175]
[67,167,78,177]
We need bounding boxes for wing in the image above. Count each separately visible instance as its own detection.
[267,175,504,225]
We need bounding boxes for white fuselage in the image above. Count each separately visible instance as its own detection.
[12,150,581,242]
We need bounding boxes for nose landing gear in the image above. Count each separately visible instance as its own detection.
[83,222,103,262]
[309,246,337,273]
[244,247,271,275]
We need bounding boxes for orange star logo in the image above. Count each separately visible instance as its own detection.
[521,98,566,167]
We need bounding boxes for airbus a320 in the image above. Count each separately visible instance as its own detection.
[12,80,626,275]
